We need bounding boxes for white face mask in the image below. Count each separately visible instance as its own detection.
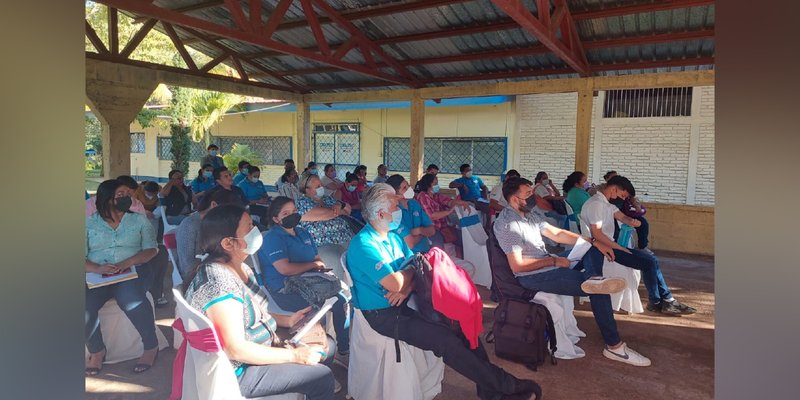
[465,171,473,178]
[541,179,550,186]
[315,186,326,198]
[403,187,414,199]
[235,226,263,255]
[390,209,403,230]
[432,185,440,193]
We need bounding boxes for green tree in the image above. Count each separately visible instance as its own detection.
[223,144,263,172]
[190,91,244,146]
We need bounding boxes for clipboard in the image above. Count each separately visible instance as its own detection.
[285,296,338,347]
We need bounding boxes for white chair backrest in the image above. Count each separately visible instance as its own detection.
[171,288,245,400]
[339,252,354,289]
[163,229,183,288]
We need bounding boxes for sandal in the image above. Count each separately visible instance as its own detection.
[85,350,106,376]
[133,348,159,373]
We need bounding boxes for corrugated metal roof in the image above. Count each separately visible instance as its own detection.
[112,0,715,93]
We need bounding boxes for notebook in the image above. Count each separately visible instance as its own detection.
[86,266,138,289]
[286,296,338,347]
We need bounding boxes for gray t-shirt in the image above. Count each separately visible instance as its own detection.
[175,212,202,279]
[493,206,556,277]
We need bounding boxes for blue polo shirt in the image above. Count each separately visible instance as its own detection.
[392,199,434,253]
[346,224,412,310]
[190,177,216,194]
[237,179,267,201]
[233,171,248,186]
[257,226,318,290]
[453,176,485,201]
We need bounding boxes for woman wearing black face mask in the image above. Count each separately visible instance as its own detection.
[85,179,160,375]
[257,196,352,358]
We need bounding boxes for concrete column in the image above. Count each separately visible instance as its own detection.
[86,77,157,178]
[410,96,425,184]
[296,102,311,166]
[574,83,593,173]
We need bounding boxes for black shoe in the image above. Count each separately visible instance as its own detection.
[665,299,696,315]
[648,301,682,315]
[85,350,106,376]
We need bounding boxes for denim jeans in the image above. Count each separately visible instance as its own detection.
[633,216,650,249]
[516,248,621,347]
[268,288,351,353]
[85,266,158,353]
[610,248,672,305]
[237,336,336,400]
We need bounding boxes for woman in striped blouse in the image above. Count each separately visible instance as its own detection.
[182,204,337,399]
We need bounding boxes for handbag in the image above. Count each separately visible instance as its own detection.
[279,271,342,307]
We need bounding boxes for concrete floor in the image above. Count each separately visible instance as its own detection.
[86,251,714,400]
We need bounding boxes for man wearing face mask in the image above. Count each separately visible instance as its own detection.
[489,170,520,213]
[346,184,541,400]
[385,174,436,254]
[174,188,243,279]
[258,196,352,358]
[494,177,653,367]
[233,160,251,186]
[201,144,225,170]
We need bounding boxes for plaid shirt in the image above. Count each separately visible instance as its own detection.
[416,191,453,230]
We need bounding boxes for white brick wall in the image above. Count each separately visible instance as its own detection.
[600,124,692,203]
[695,123,715,205]
[515,85,715,205]
[517,93,578,186]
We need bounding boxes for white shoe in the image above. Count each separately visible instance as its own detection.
[641,247,655,256]
[334,378,342,393]
[603,342,651,367]
[580,276,626,294]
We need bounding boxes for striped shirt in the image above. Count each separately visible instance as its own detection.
[184,262,278,375]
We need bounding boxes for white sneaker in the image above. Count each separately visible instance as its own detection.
[603,342,651,367]
[334,378,342,393]
[580,276,626,294]
[641,247,655,256]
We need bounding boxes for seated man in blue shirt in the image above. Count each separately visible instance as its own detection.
[233,160,250,186]
[385,174,435,253]
[237,165,270,223]
[346,183,539,400]
[449,163,491,231]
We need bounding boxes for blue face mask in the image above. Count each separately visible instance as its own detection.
[309,168,318,175]
[389,209,403,231]
[346,185,356,192]
[432,185,440,194]
[209,150,218,156]
[203,171,213,178]
[241,168,249,175]
[249,177,259,184]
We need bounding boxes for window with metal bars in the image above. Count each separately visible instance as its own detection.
[311,123,361,179]
[156,136,292,165]
[384,137,507,176]
[130,132,145,153]
[603,87,693,118]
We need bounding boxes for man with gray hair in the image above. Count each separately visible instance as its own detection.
[346,183,540,400]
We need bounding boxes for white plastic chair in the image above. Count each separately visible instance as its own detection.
[454,205,493,289]
[578,219,644,314]
[84,292,170,364]
[249,255,295,316]
[340,252,445,400]
[563,202,581,234]
[530,292,586,359]
[171,289,303,400]
[163,229,183,289]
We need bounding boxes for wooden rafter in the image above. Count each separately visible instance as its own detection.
[162,22,198,70]
[85,20,109,54]
[119,18,158,58]
[108,7,119,55]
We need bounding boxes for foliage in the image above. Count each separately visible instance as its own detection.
[135,108,160,128]
[170,124,191,176]
[190,91,244,143]
[85,114,103,174]
[223,144,263,172]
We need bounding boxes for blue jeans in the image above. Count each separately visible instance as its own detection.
[237,336,336,400]
[268,288,351,353]
[516,248,621,346]
[613,248,672,305]
[85,265,158,353]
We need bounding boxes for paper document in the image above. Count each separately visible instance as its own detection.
[287,296,338,346]
[86,266,138,289]
[567,237,592,264]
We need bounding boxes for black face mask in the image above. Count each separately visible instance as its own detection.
[519,195,535,213]
[279,213,302,229]
[114,196,132,212]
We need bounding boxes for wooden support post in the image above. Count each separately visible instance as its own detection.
[296,102,311,166]
[575,83,593,173]
[410,96,425,185]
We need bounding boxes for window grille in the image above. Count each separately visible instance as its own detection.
[603,87,693,118]
[311,123,361,179]
[157,136,291,166]
[130,132,145,153]
[384,137,507,175]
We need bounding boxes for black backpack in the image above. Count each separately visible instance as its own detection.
[486,224,558,371]
[405,253,458,330]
